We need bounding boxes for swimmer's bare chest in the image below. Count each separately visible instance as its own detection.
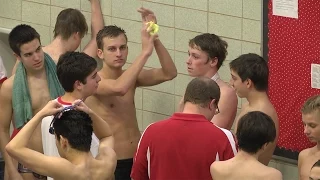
[98,87,136,112]
[29,79,51,113]
[28,78,51,152]
[301,149,320,180]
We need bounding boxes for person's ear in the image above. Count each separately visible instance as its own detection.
[209,99,216,111]
[261,142,269,151]
[13,53,21,61]
[209,57,218,68]
[73,32,80,40]
[59,135,68,149]
[74,80,83,91]
[245,78,253,89]
[97,48,104,59]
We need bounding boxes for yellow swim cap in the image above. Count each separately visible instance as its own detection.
[146,21,159,35]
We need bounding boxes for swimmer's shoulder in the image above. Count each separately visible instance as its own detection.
[1,75,14,95]
[263,167,282,180]
[210,160,231,178]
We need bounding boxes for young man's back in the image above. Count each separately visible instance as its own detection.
[211,111,282,180]
[6,100,116,180]
[42,97,99,159]
[211,156,281,180]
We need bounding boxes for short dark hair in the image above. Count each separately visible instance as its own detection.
[189,33,228,69]
[53,110,93,152]
[312,160,320,169]
[184,77,220,108]
[236,111,276,154]
[230,53,269,91]
[53,8,88,40]
[96,25,127,49]
[9,24,41,56]
[57,52,97,92]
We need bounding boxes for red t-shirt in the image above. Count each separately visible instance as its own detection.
[131,113,237,180]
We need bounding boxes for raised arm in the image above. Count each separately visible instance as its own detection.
[83,0,104,58]
[96,17,155,96]
[0,78,23,180]
[136,8,177,87]
[211,86,238,130]
[73,100,114,148]
[4,101,80,180]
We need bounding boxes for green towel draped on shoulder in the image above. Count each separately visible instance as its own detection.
[12,53,65,129]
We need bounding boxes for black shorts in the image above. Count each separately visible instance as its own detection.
[0,161,4,180]
[114,158,133,180]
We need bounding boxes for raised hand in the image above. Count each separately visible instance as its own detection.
[72,99,93,115]
[138,7,157,24]
[138,8,158,56]
[39,100,64,117]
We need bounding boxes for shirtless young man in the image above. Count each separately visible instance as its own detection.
[0,25,64,180]
[6,100,116,180]
[229,53,279,165]
[85,8,177,180]
[210,111,282,180]
[55,51,101,103]
[12,0,104,73]
[179,33,238,130]
[43,0,104,61]
[298,95,320,180]
[310,160,320,180]
[41,52,102,180]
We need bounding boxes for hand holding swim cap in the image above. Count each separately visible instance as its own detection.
[146,21,159,35]
[73,99,93,115]
[138,7,159,35]
[39,100,64,117]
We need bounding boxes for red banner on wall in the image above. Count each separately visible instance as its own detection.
[268,0,320,152]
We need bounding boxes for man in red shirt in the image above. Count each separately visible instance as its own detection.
[131,77,236,180]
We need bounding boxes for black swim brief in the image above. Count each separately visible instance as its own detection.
[18,162,46,179]
[114,158,133,180]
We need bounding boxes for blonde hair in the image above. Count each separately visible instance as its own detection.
[301,95,320,114]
